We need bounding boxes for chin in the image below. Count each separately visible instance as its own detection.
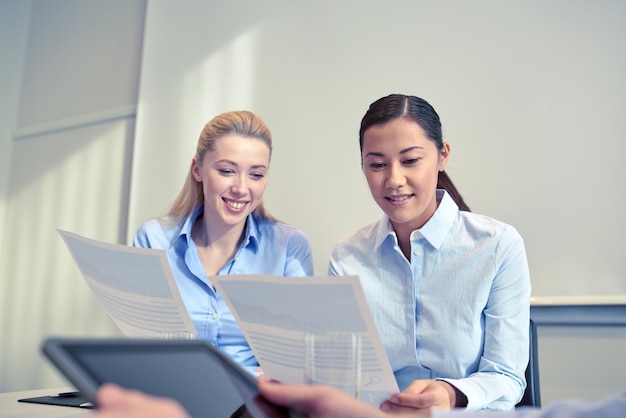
[221,212,249,224]
[386,207,425,227]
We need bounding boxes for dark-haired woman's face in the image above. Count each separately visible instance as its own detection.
[361,118,449,235]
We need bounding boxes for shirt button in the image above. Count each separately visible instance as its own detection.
[211,313,218,319]
[414,250,420,256]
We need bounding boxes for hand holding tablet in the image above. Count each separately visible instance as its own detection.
[41,337,303,418]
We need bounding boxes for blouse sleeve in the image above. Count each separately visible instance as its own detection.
[440,226,532,410]
[283,228,314,276]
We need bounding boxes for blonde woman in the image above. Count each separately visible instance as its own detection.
[134,111,313,373]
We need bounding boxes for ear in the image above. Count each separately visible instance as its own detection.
[438,142,451,172]
[191,158,202,182]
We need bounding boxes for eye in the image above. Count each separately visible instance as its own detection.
[368,162,386,171]
[218,168,235,175]
[403,157,421,166]
[250,172,265,180]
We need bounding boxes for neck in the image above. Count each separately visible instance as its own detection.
[392,226,413,260]
[192,214,246,251]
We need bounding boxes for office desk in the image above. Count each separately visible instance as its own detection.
[0,387,90,418]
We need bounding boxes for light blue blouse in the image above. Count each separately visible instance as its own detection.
[329,190,531,411]
[134,204,314,373]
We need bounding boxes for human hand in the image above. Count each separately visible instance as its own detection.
[255,366,268,382]
[380,379,465,413]
[91,383,190,418]
[259,380,398,418]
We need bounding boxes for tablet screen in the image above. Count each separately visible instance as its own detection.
[42,338,294,418]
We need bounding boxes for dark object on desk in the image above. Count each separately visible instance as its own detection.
[18,391,94,408]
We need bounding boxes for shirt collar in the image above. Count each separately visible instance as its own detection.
[418,190,458,249]
[179,204,203,238]
[176,205,260,252]
[244,214,260,251]
[375,189,459,250]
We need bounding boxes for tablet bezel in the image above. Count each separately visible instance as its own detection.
[41,337,297,417]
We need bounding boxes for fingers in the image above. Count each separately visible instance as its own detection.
[384,380,453,410]
[95,383,130,407]
[380,400,433,417]
[258,380,326,410]
[259,381,384,418]
[389,391,438,409]
[402,380,432,394]
[92,383,190,418]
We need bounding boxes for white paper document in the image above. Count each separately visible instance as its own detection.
[212,275,400,406]
[57,229,196,338]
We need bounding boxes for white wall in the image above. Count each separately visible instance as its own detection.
[130,1,626,405]
[0,0,146,392]
[131,0,626,298]
[2,0,625,403]
[0,0,30,250]
[0,0,31,391]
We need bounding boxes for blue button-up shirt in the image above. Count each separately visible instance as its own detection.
[134,205,314,373]
[329,190,531,410]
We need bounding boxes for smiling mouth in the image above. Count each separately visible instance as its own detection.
[386,195,412,202]
[224,198,247,209]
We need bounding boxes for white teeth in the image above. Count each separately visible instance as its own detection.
[225,200,245,209]
[389,195,410,201]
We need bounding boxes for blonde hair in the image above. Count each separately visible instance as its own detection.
[164,110,276,223]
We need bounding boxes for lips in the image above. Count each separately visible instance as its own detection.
[386,194,412,202]
[223,198,247,210]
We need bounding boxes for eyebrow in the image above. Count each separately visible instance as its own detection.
[216,159,268,170]
[364,146,424,158]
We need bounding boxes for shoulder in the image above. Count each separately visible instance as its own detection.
[454,211,527,262]
[457,211,523,242]
[328,219,386,275]
[331,219,382,256]
[254,217,311,246]
[134,217,181,248]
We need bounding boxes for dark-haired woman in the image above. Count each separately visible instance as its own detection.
[329,94,530,411]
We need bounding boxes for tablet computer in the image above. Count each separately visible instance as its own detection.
[41,337,302,418]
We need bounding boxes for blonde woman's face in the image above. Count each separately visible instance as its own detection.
[192,135,270,227]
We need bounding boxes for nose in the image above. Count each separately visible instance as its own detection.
[385,164,405,189]
[231,174,247,194]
